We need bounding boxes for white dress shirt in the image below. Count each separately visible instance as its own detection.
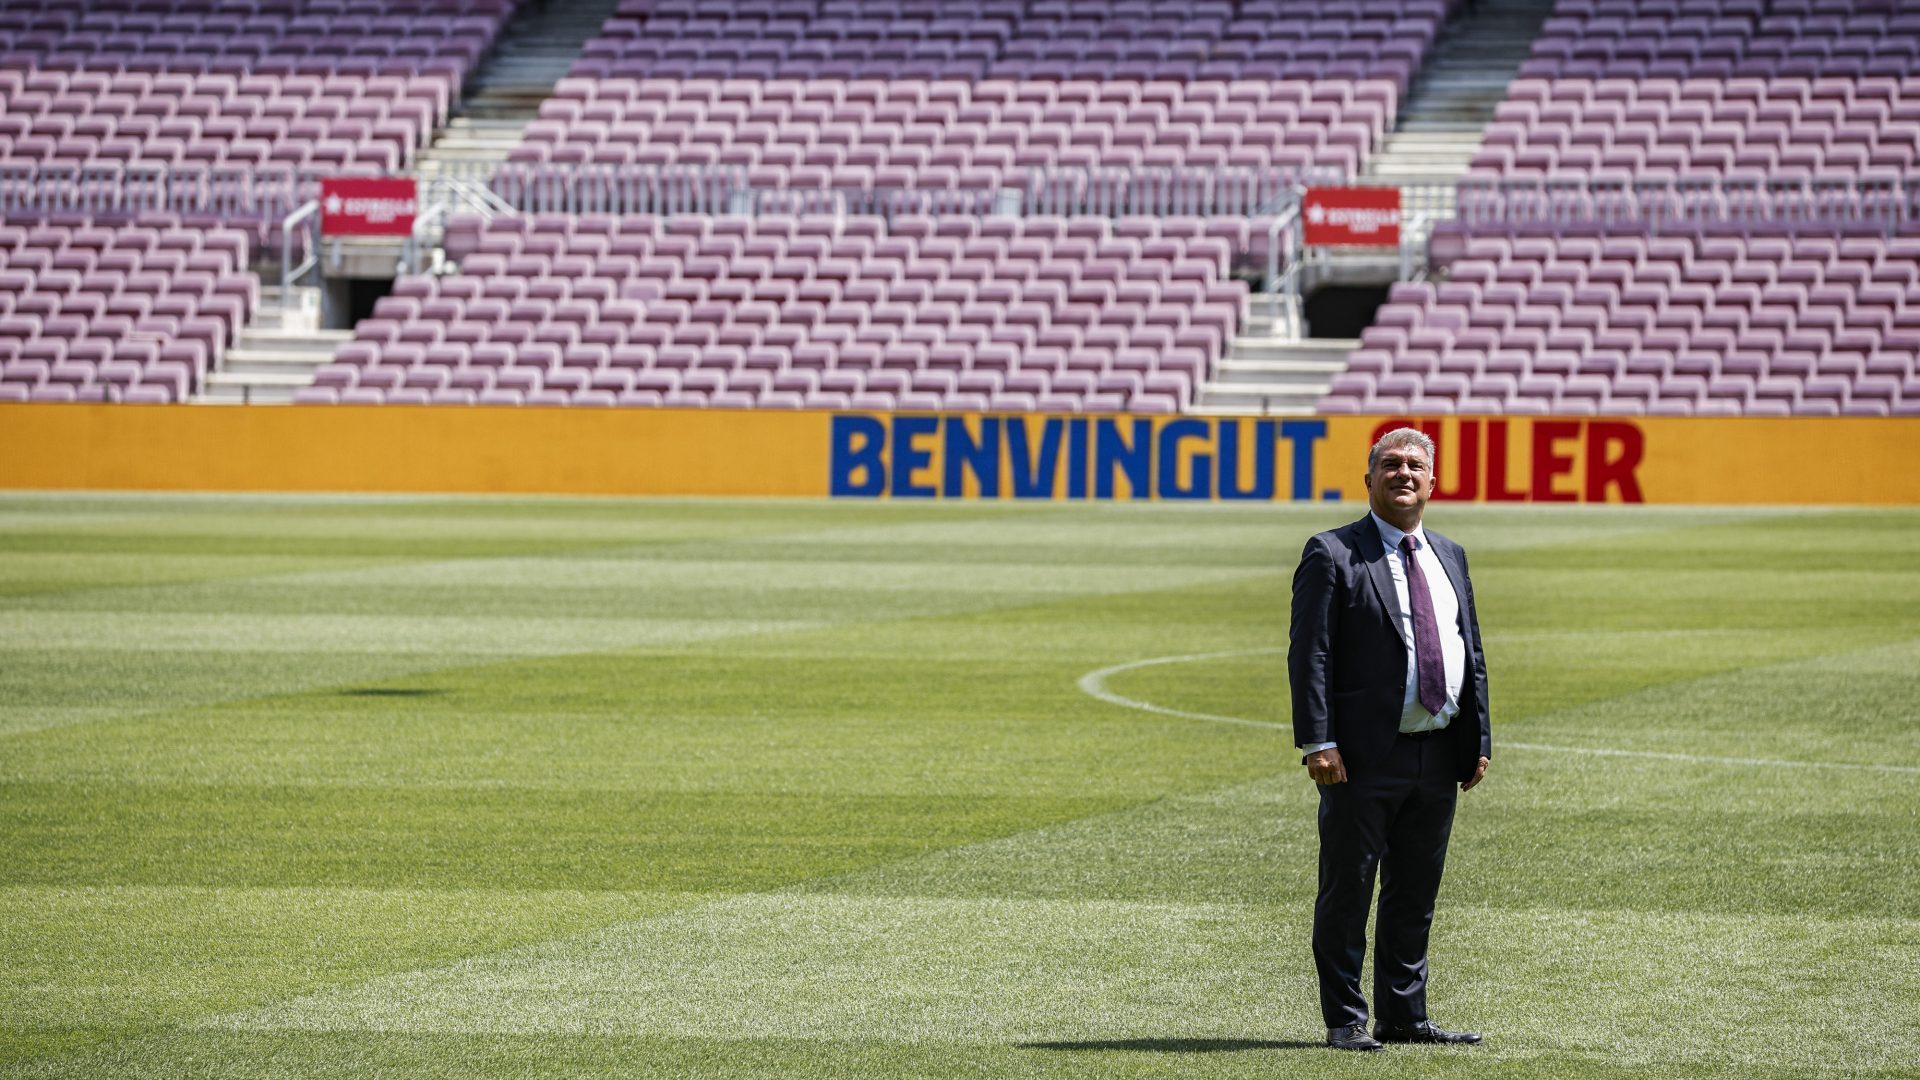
[1299,513,1467,755]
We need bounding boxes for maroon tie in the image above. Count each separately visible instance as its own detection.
[1401,534,1448,716]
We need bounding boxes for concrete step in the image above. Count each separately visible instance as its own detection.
[1379,132,1484,149]
[478,61,580,73]
[193,386,301,405]
[418,149,517,165]
[1368,156,1479,171]
[450,107,546,123]
[474,69,573,83]
[232,328,352,358]
[1406,85,1518,103]
[198,370,312,400]
[1371,152,1482,164]
[1212,362,1348,391]
[217,354,331,379]
[1365,166,1473,182]
[254,286,322,333]
[430,131,524,145]
[1227,338,1360,365]
[457,99,553,114]
[1188,389,1326,416]
[1394,120,1495,133]
[427,139,524,155]
[472,84,568,96]
[444,118,533,132]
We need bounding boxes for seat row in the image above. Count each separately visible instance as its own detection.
[1517,0,1920,80]
[0,217,259,404]
[296,214,1247,414]
[1555,0,1871,15]
[608,15,1435,44]
[1473,76,1920,177]
[1320,229,1920,418]
[0,0,482,20]
[556,0,1444,175]
[440,212,1272,269]
[545,75,1391,110]
[0,0,519,177]
[614,0,1426,15]
[516,73,1381,180]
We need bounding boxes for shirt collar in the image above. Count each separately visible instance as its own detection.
[1370,512,1426,553]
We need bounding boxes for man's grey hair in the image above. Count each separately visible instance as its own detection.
[1368,427,1436,472]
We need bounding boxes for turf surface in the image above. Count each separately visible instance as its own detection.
[2,494,1916,1078]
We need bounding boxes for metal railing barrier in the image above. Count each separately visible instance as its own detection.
[280,200,322,303]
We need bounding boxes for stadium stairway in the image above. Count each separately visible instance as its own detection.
[1363,0,1557,189]
[194,288,349,405]
[1186,0,1557,417]
[214,0,619,405]
[1191,296,1355,416]
[1204,0,1556,417]
[414,0,623,181]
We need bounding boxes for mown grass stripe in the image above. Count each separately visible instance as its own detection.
[2,497,1916,1078]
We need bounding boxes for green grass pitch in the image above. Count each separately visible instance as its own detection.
[2,493,1917,1079]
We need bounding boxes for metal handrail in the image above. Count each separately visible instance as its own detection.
[280,199,321,305]
[1,161,328,220]
[1264,198,1304,340]
[1399,212,1433,283]
[441,175,514,218]
[5,160,1914,229]
[402,198,451,276]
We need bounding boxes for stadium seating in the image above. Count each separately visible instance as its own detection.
[1471,75,1920,179]
[1310,0,1920,418]
[1471,0,1920,178]
[0,0,524,177]
[507,0,1459,188]
[0,0,525,404]
[16,0,1916,421]
[292,213,1246,412]
[0,216,259,403]
[1320,225,1920,417]
[1520,1,1920,81]
[509,76,1390,186]
[577,0,1443,88]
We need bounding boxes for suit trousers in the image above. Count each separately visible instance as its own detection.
[1312,730,1459,1029]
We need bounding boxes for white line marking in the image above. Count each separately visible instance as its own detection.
[1078,650,1290,730]
[1496,741,1920,775]
[1077,648,1920,776]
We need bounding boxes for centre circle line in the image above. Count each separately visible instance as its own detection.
[1076,648,1289,731]
[1076,649,1920,776]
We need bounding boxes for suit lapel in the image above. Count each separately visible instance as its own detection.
[1354,517,1409,645]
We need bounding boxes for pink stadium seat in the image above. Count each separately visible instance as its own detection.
[1334,226,1920,417]
[327,211,1256,413]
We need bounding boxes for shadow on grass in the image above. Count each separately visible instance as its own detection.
[1021,1038,1321,1053]
[338,688,446,698]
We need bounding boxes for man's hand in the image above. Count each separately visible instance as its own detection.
[1461,756,1489,792]
[1305,747,1347,785]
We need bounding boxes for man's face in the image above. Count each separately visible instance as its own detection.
[1365,442,1435,520]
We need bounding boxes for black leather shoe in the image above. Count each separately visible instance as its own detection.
[1374,1020,1482,1045]
[1327,1023,1385,1051]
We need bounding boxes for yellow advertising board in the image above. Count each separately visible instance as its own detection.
[1,404,1916,505]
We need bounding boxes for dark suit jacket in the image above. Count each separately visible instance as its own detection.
[1289,515,1492,784]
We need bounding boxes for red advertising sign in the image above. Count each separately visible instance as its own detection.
[320,177,418,237]
[1302,187,1402,246]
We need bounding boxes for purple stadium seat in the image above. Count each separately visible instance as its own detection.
[1354,226,1920,417]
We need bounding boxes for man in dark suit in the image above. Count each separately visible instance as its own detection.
[1289,427,1492,1052]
